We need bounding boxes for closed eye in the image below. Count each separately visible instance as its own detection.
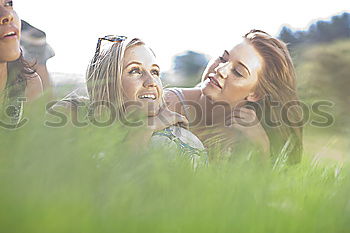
[219,56,228,63]
[232,69,243,78]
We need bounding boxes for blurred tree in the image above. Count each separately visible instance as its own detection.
[279,26,299,48]
[173,51,209,77]
[279,12,350,46]
[330,13,350,39]
[162,51,209,87]
[315,21,333,42]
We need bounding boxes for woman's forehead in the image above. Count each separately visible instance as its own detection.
[228,40,263,74]
[125,45,155,59]
[124,45,157,66]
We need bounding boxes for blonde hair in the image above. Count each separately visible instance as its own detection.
[86,38,144,117]
[244,30,303,164]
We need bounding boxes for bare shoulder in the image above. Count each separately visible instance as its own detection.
[181,88,202,100]
[164,88,202,116]
[25,73,43,101]
[164,88,201,102]
[163,89,182,114]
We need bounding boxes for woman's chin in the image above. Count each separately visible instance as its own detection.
[0,50,21,63]
[201,82,220,102]
[146,106,161,117]
[132,99,161,117]
[0,41,21,61]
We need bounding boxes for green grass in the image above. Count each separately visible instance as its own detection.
[0,99,349,233]
[1,39,350,233]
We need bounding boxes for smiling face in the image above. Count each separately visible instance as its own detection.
[201,39,263,106]
[122,44,163,117]
[0,0,21,63]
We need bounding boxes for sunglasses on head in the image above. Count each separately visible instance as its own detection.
[93,35,128,64]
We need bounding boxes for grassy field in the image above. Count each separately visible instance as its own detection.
[0,98,349,233]
[0,40,349,233]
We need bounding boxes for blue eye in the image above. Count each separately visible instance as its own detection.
[129,68,141,75]
[151,69,160,76]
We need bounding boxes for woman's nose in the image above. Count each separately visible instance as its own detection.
[215,63,228,79]
[0,7,13,25]
[143,73,157,88]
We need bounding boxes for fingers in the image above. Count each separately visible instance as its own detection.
[174,113,189,129]
[166,111,189,128]
[148,108,189,131]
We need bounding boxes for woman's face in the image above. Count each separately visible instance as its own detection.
[0,0,21,63]
[201,40,263,106]
[122,44,163,117]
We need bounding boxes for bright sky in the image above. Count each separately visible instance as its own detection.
[16,0,348,75]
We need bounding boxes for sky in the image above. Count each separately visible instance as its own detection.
[16,0,349,75]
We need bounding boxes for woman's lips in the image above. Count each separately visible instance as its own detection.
[0,26,19,40]
[137,92,159,101]
[208,76,222,89]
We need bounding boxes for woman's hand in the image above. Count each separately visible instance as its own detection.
[123,106,189,152]
[225,107,270,156]
[147,105,189,132]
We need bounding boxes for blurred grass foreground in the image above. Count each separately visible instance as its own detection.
[1,12,350,233]
[0,102,349,233]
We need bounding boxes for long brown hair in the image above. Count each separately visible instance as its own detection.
[245,30,303,165]
[0,52,36,122]
[5,52,36,102]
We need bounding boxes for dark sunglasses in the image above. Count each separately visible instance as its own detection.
[92,35,128,64]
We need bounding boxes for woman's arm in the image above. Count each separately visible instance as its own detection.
[124,105,189,151]
[164,89,186,116]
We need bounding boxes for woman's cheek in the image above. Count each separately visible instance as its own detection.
[122,77,138,100]
[156,79,163,95]
[223,82,243,101]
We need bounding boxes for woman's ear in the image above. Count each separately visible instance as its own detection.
[246,92,261,102]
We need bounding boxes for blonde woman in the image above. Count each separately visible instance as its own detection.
[56,36,206,163]
[165,30,303,164]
